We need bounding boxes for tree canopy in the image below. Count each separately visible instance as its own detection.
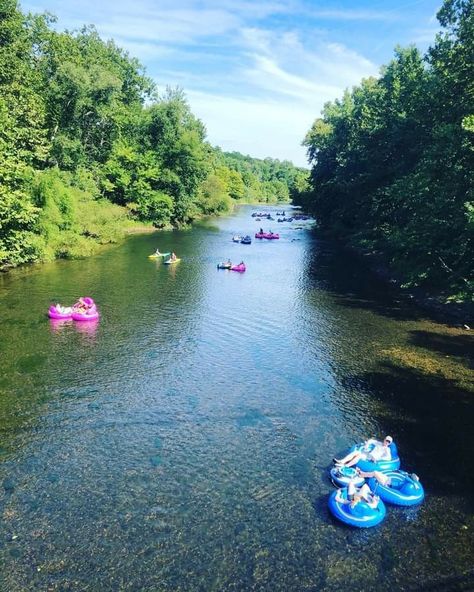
[299,0,473,301]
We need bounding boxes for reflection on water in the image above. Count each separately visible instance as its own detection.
[72,319,99,339]
[48,319,72,333]
[48,318,100,340]
[0,205,473,591]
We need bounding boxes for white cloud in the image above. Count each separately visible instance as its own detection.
[149,23,379,166]
[242,54,343,102]
[188,90,313,167]
[113,39,175,62]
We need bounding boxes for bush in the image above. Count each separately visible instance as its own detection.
[135,190,173,227]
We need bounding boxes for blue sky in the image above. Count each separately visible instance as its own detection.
[21,0,443,167]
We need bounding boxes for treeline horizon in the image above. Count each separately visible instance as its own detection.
[0,1,308,270]
[297,0,473,302]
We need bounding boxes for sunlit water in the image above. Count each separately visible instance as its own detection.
[0,206,473,591]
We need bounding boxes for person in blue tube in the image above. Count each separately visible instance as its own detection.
[335,479,379,509]
[334,435,393,467]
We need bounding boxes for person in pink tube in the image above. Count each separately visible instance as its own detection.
[74,297,94,313]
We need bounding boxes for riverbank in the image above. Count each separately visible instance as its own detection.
[124,224,158,234]
[350,245,474,327]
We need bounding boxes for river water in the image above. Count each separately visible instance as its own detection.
[0,205,473,591]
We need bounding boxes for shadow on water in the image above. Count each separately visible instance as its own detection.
[408,330,474,370]
[299,234,474,590]
[343,359,474,501]
[308,234,474,328]
[305,236,423,322]
[408,568,474,592]
[305,238,474,477]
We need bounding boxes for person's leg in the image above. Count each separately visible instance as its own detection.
[334,450,362,465]
[341,452,362,467]
[347,480,357,499]
[359,483,372,501]
[350,494,362,508]
[367,496,378,509]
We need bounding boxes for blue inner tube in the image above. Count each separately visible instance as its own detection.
[368,471,424,506]
[328,488,386,528]
[351,442,401,472]
[329,466,365,488]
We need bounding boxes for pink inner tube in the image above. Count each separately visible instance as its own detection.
[231,264,246,272]
[72,310,100,321]
[254,232,279,239]
[48,306,72,319]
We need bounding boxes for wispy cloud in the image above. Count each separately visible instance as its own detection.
[113,40,175,62]
[243,54,343,101]
[100,10,241,45]
[181,25,378,166]
[238,27,377,103]
[305,8,402,21]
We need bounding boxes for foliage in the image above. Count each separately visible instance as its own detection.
[31,167,131,260]
[198,174,233,214]
[300,0,474,300]
[210,149,308,205]
[0,3,303,269]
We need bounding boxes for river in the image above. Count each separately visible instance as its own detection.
[0,205,473,591]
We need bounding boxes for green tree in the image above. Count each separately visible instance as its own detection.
[302,0,473,298]
[142,88,210,224]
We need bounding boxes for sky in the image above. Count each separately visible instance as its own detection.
[20,0,443,167]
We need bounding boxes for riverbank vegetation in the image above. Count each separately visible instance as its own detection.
[298,0,473,303]
[0,1,308,270]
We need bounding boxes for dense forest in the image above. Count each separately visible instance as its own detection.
[298,0,473,302]
[0,1,307,269]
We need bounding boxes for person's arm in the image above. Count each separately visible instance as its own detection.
[362,438,377,453]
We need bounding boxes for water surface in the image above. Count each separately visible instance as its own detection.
[0,206,473,591]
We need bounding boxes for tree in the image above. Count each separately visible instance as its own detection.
[142,88,210,223]
[302,0,474,297]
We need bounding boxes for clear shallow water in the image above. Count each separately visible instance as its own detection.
[0,205,473,591]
